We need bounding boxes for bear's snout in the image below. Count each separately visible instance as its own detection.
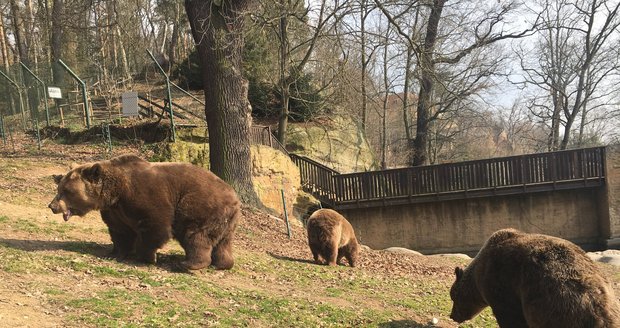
[48,199,60,214]
[449,309,466,323]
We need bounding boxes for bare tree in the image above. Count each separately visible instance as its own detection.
[376,0,538,165]
[516,0,620,150]
[268,0,346,144]
[185,0,261,206]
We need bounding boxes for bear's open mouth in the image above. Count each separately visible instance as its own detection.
[63,209,73,221]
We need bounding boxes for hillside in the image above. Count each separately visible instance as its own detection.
[0,133,618,327]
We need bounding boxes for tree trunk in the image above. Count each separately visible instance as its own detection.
[412,0,445,166]
[402,46,413,155]
[51,0,65,86]
[167,2,180,74]
[277,1,290,144]
[0,15,15,115]
[359,0,368,130]
[10,0,37,120]
[381,30,389,170]
[185,0,261,206]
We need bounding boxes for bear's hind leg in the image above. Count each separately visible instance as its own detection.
[325,240,339,266]
[211,233,234,270]
[179,230,213,270]
[309,242,323,264]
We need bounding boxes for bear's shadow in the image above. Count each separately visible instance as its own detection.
[0,238,187,273]
[267,251,355,267]
[378,320,436,328]
[267,251,315,264]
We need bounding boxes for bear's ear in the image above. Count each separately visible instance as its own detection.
[82,163,103,183]
[53,174,63,184]
[455,267,464,280]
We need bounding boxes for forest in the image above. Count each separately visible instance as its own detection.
[0,0,618,169]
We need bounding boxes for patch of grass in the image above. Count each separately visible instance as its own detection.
[0,216,8,223]
[0,246,49,273]
[44,287,66,296]
[64,287,214,327]
[3,216,98,236]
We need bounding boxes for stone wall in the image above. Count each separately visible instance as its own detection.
[342,188,606,254]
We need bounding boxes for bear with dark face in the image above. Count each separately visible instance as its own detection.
[48,154,240,270]
[306,208,359,267]
[449,228,620,327]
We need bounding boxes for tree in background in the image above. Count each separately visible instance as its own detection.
[376,0,539,166]
[515,0,620,150]
[185,0,261,206]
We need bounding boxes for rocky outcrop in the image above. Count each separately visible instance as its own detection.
[286,116,377,173]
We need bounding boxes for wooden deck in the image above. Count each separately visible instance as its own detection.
[248,127,606,210]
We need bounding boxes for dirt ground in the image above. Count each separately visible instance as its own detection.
[1,131,619,327]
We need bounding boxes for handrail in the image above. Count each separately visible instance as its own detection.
[293,146,606,208]
[129,109,606,209]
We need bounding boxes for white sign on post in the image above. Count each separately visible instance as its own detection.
[122,92,139,117]
[47,87,62,99]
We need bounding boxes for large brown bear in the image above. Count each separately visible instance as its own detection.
[48,154,241,270]
[449,228,620,327]
[306,208,359,267]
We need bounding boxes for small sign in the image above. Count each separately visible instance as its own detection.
[47,87,62,99]
[122,92,139,117]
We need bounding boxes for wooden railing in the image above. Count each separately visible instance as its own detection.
[290,154,339,206]
[244,125,606,209]
[250,125,289,155]
[293,147,606,209]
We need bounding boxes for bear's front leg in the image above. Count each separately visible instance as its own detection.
[490,304,528,328]
[108,229,136,260]
[211,233,235,270]
[101,210,136,260]
[178,230,214,270]
[136,222,172,265]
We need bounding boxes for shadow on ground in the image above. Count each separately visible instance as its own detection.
[267,251,320,265]
[378,319,437,327]
[0,238,191,273]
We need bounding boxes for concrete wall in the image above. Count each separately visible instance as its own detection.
[341,145,620,254]
[343,188,607,255]
[604,145,620,247]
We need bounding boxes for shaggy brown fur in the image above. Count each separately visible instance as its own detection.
[306,209,359,267]
[48,154,241,270]
[449,228,620,327]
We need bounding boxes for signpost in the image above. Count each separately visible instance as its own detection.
[122,92,139,117]
[47,87,62,99]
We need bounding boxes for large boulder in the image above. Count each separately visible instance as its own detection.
[286,116,377,173]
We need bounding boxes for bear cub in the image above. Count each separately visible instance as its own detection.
[48,154,241,270]
[449,228,620,328]
[306,208,360,267]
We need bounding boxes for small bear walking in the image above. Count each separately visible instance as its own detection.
[449,228,620,328]
[306,208,359,267]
